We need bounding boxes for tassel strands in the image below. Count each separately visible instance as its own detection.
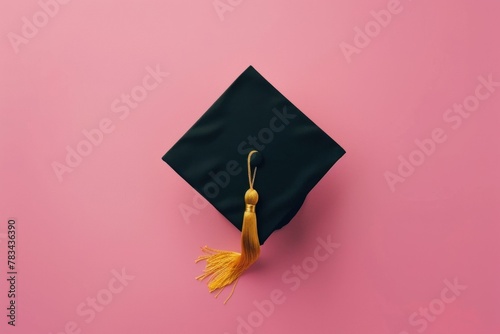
[195,150,261,303]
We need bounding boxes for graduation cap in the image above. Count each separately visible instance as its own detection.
[163,66,345,302]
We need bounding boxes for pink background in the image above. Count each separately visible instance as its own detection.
[1,0,499,333]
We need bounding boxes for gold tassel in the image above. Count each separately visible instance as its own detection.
[195,150,261,303]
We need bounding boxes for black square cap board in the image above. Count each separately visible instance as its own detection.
[162,65,345,301]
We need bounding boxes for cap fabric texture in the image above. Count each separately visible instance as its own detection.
[163,65,345,244]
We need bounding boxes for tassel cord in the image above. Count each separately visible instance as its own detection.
[195,150,261,303]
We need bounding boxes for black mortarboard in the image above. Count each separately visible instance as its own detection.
[162,66,345,301]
